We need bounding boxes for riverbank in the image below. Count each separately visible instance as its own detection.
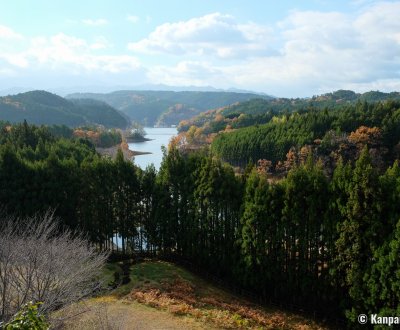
[96,142,151,162]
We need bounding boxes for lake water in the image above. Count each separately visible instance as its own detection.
[128,127,177,170]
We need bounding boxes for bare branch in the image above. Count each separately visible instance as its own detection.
[0,211,109,322]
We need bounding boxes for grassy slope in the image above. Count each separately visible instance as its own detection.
[56,260,329,330]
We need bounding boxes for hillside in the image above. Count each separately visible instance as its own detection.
[3,117,400,328]
[66,90,272,126]
[179,90,400,132]
[174,90,400,168]
[0,90,129,128]
[209,100,399,167]
[56,260,328,329]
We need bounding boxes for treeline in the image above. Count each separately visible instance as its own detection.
[211,100,400,167]
[2,120,400,326]
[0,121,141,251]
[151,147,400,325]
[44,124,122,148]
[178,90,400,136]
[177,100,277,134]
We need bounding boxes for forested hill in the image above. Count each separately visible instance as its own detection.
[66,90,272,126]
[221,89,400,116]
[172,90,400,172]
[3,120,400,327]
[0,90,129,128]
[210,100,400,168]
[179,90,400,131]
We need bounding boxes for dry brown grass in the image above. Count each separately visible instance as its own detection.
[128,274,326,329]
[56,261,331,330]
[53,297,209,330]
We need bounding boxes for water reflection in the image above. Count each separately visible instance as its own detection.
[128,127,177,169]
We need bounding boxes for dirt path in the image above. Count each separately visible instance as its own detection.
[56,298,217,330]
[56,261,328,330]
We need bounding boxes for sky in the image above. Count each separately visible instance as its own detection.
[0,0,399,97]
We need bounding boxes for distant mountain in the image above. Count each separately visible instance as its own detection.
[66,90,273,126]
[122,84,267,94]
[0,90,129,128]
[46,84,267,96]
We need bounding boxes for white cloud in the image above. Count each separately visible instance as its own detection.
[90,36,112,50]
[268,2,400,93]
[0,25,27,69]
[25,33,140,73]
[0,25,23,40]
[1,2,400,96]
[0,53,29,68]
[148,61,222,86]
[128,13,272,59]
[343,78,400,92]
[82,18,108,26]
[136,2,400,96]
[0,32,141,80]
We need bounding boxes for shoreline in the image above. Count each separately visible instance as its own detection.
[125,137,153,142]
[131,150,152,156]
[96,143,152,161]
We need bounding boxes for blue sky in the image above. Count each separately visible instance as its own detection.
[0,0,399,96]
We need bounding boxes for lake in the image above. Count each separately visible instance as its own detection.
[128,127,177,170]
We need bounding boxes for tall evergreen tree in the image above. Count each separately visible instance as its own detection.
[334,147,382,321]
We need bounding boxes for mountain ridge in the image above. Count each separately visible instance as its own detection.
[0,90,129,128]
[66,90,273,126]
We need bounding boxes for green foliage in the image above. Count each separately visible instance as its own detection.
[98,129,122,148]
[4,302,49,330]
[125,123,148,141]
[150,147,400,324]
[46,125,73,139]
[157,104,199,127]
[212,109,332,164]
[366,220,400,316]
[3,117,400,327]
[180,89,400,135]
[0,91,129,128]
[69,98,128,128]
[211,100,400,166]
[222,98,273,116]
[240,169,270,286]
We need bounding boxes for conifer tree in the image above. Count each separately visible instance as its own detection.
[334,147,381,321]
[241,169,269,286]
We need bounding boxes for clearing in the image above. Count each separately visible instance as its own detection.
[55,260,331,330]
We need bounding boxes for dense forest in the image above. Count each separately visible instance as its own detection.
[1,102,400,327]
[173,92,400,175]
[211,100,400,169]
[0,90,129,128]
[178,90,400,132]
